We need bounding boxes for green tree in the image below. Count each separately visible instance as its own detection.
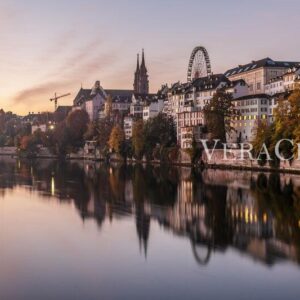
[203,90,235,142]
[143,113,176,159]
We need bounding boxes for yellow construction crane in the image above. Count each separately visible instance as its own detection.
[50,93,71,111]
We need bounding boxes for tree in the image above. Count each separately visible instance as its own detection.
[66,109,89,147]
[105,95,113,117]
[51,121,71,156]
[185,136,202,164]
[98,117,114,152]
[19,135,38,156]
[143,113,177,159]
[132,119,144,159]
[84,121,97,141]
[203,90,235,143]
[108,125,125,154]
[252,90,300,164]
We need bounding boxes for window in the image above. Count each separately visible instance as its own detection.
[256,82,261,90]
[261,99,267,105]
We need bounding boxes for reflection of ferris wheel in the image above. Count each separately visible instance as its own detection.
[187,46,212,82]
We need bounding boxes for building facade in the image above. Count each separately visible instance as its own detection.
[225,57,299,95]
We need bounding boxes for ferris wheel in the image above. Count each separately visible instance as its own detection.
[187,46,212,82]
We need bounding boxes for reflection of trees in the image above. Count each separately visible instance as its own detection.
[1,158,300,267]
[251,173,300,263]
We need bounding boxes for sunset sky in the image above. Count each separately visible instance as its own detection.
[1,0,300,115]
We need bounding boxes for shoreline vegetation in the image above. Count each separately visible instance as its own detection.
[2,150,300,175]
[1,90,300,175]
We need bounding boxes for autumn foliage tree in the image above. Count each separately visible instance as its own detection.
[252,90,300,164]
[19,135,38,157]
[98,117,114,153]
[108,125,125,154]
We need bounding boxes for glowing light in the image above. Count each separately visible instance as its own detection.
[263,213,267,223]
[250,212,253,223]
[51,177,55,196]
[245,207,249,223]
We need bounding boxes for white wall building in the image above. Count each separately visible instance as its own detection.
[229,64,300,143]
[73,81,106,121]
[265,77,284,96]
[282,67,300,92]
[177,107,204,148]
[143,99,164,121]
[31,124,47,134]
[228,94,270,143]
[225,57,299,95]
[124,116,133,140]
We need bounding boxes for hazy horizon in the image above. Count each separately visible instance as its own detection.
[1,0,300,115]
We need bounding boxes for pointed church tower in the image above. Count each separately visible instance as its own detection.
[133,50,149,94]
[133,54,140,94]
[139,49,149,94]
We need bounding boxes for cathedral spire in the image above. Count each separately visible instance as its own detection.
[133,50,149,94]
[140,49,146,70]
[136,53,140,72]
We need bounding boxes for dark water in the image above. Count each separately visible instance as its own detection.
[0,158,299,300]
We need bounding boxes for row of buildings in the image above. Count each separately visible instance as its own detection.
[65,52,300,149]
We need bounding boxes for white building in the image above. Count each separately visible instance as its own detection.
[31,124,47,134]
[265,76,284,96]
[228,94,270,143]
[74,81,106,121]
[165,75,248,123]
[225,57,299,95]
[282,66,300,92]
[124,116,133,140]
[265,66,300,96]
[228,63,300,143]
[143,99,164,121]
[177,107,204,148]
[164,75,248,148]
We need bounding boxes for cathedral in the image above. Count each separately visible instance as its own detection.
[133,49,149,94]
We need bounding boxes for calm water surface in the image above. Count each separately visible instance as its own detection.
[0,158,300,300]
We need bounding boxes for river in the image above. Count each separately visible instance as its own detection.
[0,158,299,299]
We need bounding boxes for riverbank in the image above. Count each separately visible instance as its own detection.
[3,146,300,175]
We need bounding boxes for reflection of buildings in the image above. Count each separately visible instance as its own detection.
[226,175,298,265]
[0,158,299,267]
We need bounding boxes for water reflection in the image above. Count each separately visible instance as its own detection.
[0,157,300,267]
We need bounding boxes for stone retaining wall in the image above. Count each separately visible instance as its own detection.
[202,149,300,172]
